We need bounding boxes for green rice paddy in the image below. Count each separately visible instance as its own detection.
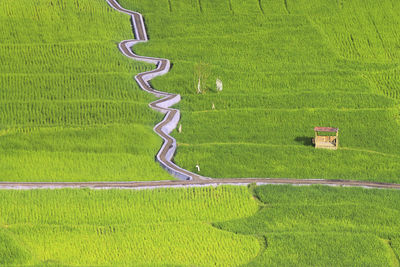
[2,0,399,182]
[120,0,400,182]
[0,186,259,266]
[0,0,171,181]
[216,184,400,266]
[1,185,399,266]
[2,1,400,266]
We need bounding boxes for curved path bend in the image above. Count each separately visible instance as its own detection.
[106,0,206,181]
[1,1,399,191]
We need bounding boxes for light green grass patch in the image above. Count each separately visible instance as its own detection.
[249,233,392,267]
[0,186,259,266]
[0,124,170,181]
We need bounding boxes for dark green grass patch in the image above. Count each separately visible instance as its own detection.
[0,229,30,265]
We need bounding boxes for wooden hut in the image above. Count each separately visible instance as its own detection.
[313,127,339,150]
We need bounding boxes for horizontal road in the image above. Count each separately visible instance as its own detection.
[1,178,400,190]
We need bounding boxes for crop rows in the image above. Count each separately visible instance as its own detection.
[0,0,171,181]
[0,101,159,126]
[303,1,400,62]
[1,185,400,266]
[215,185,400,266]
[0,123,171,181]
[0,73,152,101]
[367,69,400,100]
[0,43,148,74]
[123,0,400,182]
[0,0,133,44]
[0,186,259,265]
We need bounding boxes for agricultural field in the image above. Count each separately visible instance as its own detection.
[1,185,400,266]
[216,185,400,266]
[2,1,400,266]
[119,0,400,182]
[0,0,171,181]
[0,186,260,266]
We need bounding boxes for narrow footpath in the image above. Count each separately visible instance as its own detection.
[106,0,205,181]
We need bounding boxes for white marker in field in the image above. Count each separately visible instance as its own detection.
[197,78,201,94]
[195,164,200,172]
[216,79,223,92]
[178,124,182,133]
[212,102,215,110]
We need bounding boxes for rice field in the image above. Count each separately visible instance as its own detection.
[120,0,400,182]
[3,1,400,266]
[0,0,171,181]
[0,186,259,266]
[216,185,400,266]
[1,185,400,266]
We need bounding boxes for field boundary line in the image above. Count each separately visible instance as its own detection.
[258,0,264,15]
[283,0,290,14]
[190,107,395,113]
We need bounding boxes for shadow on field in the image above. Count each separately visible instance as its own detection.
[294,136,313,146]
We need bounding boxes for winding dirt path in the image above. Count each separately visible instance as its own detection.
[1,1,399,191]
[106,0,205,181]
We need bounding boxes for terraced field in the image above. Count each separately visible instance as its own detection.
[1,185,400,266]
[0,0,171,181]
[2,1,400,266]
[119,0,400,182]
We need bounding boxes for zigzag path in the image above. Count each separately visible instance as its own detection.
[1,0,399,190]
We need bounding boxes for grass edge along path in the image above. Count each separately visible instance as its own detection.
[1,177,400,190]
[105,0,206,181]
